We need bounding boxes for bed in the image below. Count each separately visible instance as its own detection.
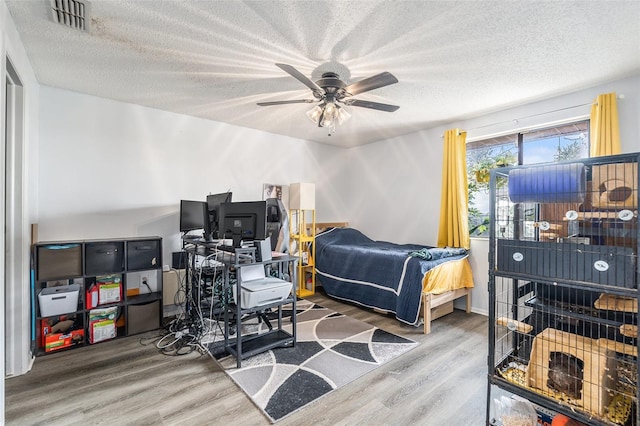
[312,224,474,334]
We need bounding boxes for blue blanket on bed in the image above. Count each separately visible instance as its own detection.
[314,227,468,325]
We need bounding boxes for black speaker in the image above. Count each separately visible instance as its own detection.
[172,251,187,269]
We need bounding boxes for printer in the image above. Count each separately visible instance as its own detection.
[233,264,292,309]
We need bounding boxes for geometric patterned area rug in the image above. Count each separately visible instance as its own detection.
[215,299,418,423]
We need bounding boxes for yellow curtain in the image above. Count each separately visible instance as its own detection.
[590,92,621,157]
[437,129,470,249]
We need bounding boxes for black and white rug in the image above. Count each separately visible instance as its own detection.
[213,300,418,423]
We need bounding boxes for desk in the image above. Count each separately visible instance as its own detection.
[182,239,297,368]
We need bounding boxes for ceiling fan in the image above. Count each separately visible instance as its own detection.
[257,63,399,131]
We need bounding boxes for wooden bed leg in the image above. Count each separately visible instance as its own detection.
[423,292,432,334]
[422,288,472,334]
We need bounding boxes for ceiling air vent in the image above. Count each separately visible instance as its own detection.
[49,0,91,32]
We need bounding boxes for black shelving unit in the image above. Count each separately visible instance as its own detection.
[223,248,297,368]
[487,153,639,425]
[182,240,297,368]
[32,236,163,355]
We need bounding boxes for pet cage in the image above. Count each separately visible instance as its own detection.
[487,153,639,425]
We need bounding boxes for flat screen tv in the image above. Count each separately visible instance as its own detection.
[219,201,267,248]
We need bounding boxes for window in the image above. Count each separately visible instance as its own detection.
[467,120,589,237]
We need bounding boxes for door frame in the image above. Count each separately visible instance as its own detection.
[4,55,31,380]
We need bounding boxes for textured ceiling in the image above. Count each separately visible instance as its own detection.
[5,0,640,147]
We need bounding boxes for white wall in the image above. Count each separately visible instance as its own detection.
[341,126,446,245]
[348,74,640,315]
[1,0,41,417]
[38,87,349,265]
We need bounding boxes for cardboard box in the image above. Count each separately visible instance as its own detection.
[44,329,84,352]
[40,316,76,346]
[163,269,185,307]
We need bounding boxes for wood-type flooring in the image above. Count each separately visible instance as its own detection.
[5,291,488,425]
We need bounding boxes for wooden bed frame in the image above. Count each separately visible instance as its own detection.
[310,222,472,334]
[422,288,471,334]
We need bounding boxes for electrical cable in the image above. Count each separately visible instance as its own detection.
[156,248,233,357]
[160,240,281,358]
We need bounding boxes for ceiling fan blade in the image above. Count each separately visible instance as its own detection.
[257,99,315,106]
[275,63,323,94]
[342,72,398,96]
[343,99,399,112]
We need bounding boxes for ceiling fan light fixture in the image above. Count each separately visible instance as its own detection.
[259,63,399,134]
[335,105,351,125]
[306,102,351,130]
[306,105,324,124]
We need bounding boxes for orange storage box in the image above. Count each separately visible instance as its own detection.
[44,329,84,352]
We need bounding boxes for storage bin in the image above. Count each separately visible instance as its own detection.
[38,284,81,317]
[85,242,124,275]
[37,244,82,281]
[127,300,160,335]
[126,239,161,271]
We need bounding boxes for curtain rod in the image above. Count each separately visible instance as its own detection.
[445,93,625,136]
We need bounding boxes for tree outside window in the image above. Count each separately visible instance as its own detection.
[466,121,589,237]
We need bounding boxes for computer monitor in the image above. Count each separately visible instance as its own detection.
[206,191,233,240]
[179,200,209,238]
[219,201,267,248]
